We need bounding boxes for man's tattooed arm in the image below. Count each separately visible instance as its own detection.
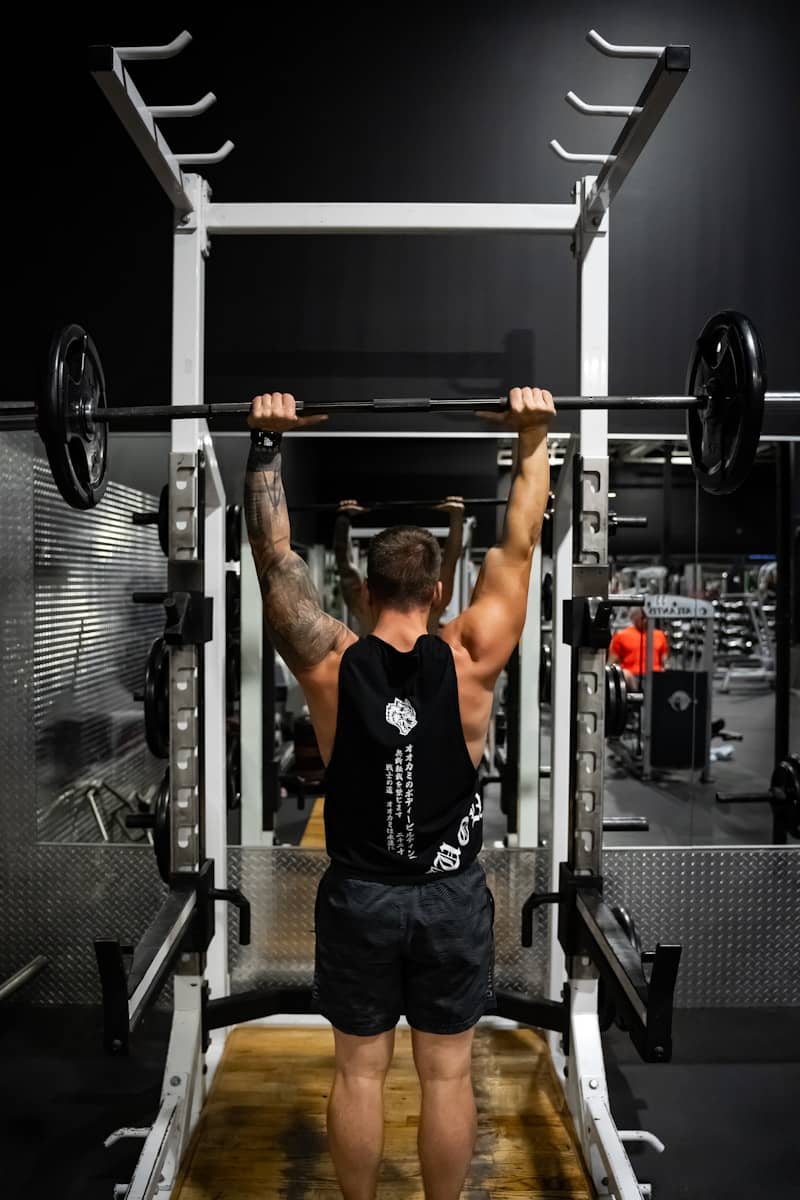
[245,436,349,674]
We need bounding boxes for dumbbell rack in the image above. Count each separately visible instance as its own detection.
[713,593,776,691]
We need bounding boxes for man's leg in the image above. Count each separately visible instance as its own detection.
[412,1027,477,1200]
[327,1025,396,1200]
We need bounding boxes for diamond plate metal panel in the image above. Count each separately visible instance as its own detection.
[227,848,328,989]
[604,847,800,1007]
[34,461,166,843]
[0,437,170,1003]
[0,433,35,859]
[482,847,550,994]
[227,847,551,996]
[5,845,168,1004]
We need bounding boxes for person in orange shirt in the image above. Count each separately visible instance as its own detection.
[608,607,668,687]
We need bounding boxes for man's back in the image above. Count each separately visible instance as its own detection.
[290,619,495,771]
[324,633,482,880]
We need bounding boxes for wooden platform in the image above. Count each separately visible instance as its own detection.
[175,1025,591,1199]
[300,796,327,849]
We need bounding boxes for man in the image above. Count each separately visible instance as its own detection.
[608,606,669,687]
[245,386,553,1200]
[334,496,465,634]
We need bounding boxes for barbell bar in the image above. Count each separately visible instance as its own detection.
[1,310,793,509]
[2,395,705,424]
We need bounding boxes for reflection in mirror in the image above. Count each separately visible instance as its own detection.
[600,437,795,848]
[37,429,795,856]
[34,439,169,846]
[253,435,513,851]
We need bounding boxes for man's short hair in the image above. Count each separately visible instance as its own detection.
[367,526,442,611]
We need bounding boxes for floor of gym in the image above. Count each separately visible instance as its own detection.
[602,689,800,847]
[2,1003,798,1199]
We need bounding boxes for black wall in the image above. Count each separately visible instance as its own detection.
[607,460,778,558]
[18,1,799,552]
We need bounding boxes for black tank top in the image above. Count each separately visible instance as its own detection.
[324,634,482,883]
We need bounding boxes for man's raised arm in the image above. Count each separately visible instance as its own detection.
[443,387,554,679]
[430,497,465,627]
[333,501,371,629]
[245,392,352,678]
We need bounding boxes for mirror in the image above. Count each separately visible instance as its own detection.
[33,430,795,852]
[601,437,789,848]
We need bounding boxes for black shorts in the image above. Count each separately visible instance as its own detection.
[313,860,496,1037]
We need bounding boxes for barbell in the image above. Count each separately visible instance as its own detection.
[0,310,786,510]
[717,755,800,842]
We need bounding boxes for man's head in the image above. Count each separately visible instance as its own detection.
[630,606,647,631]
[367,526,442,614]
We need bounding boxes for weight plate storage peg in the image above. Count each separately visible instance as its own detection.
[132,485,169,555]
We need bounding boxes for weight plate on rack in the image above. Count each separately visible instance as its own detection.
[157,485,169,556]
[227,733,241,810]
[771,755,800,839]
[686,310,766,495]
[605,664,625,738]
[599,903,644,1031]
[541,572,553,623]
[226,504,242,562]
[539,642,552,706]
[40,324,109,509]
[153,769,171,884]
[143,637,170,759]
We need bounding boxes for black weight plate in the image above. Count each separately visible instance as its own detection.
[226,505,242,563]
[686,310,766,495]
[605,664,622,738]
[771,755,800,839]
[612,903,643,959]
[143,637,170,759]
[610,902,643,1032]
[157,485,169,556]
[226,639,241,710]
[226,571,241,638]
[153,769,171,884]
[616,666,629,734]
[227,733,241,810]
[541,572,553,622]
[604,665,615,736]
[539,642,552,706]
[41,324,109,509]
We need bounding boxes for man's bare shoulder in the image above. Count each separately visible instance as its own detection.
[439,620,482,680]
[295,626,359,685]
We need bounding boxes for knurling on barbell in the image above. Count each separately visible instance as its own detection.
[10,310,771,509]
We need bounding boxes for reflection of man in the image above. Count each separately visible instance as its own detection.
[608,606,668,686]
[334,497,465,635]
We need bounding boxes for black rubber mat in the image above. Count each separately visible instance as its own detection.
[603,1007,800,1200]
[0,1004,169,1200]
